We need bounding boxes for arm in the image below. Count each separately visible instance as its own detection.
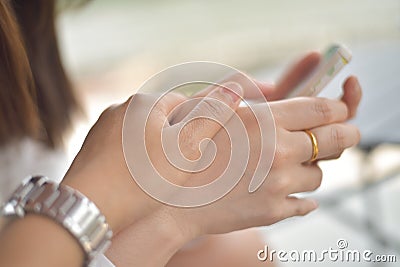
[0,215,84,267]
[166,229,269,267]
[0,68,361,267]
[105,209,192,267]
[0,84,242,267]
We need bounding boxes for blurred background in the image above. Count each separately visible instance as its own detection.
[57,0,400,266]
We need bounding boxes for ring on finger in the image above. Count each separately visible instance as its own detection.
[304,129,319,163]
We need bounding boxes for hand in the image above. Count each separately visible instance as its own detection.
[162,76,362,237]
[62,83,244,233]
[105,53,361,267]
[105,81,362,266]
[255,52,361,120]
[0,80,246,267]
[255,51,321,101]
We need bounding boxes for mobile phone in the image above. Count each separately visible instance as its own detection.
[286,44,352,98]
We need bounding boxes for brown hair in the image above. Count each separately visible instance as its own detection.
[0,0,79,148]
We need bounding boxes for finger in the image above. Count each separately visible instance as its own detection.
[319,151,344,161]
[268,163,323,195]
[193,74,271,101]
[341,76,362,119]
[177,82,243,149]
[157,92,188,117]
[144,92,187,127]
[283,197,319,219]
[290,123,360,163]
[192,72,246,98]
[192,84,218,98]
[244,80,276,100]
[271,97,349,131]
[169,79,250,125]
[274,51,321,100]
[193,51,320,102]
[286,164,323,194]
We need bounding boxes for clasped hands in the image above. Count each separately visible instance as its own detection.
[62,52,361,266]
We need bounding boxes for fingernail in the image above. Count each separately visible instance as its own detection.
[220,82,243,103]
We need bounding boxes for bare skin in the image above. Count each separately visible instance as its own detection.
[0,52,362,267]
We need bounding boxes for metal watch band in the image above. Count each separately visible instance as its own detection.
[1,176,113,265]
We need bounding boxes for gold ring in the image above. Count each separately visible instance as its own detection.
[304,130,318,163]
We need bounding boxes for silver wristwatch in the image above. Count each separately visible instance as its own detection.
[1,176,113,266]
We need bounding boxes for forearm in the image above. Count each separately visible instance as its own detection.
[106,208,192,267]
[0,215,84,267]
[167,229,270,267]
[0,171,131,267]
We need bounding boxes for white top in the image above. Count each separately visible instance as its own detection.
[0,138,68,204]
[0,139,115,267]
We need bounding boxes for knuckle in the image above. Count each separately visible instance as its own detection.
[272,135,291,168]
[269,208,284,222]
[273,146,290,168]
[330,125,346,153]
[270,105,283,124]
[310,167,323,190]
[201,98,226,120]
[354,127,361,143]
[98,104,125,127]
[316,166,323,179]
[179,123,201,160]
[269,176,290,194]
[100,104,118,117]
[313,98,333,122]
[331,151,344,160]
[295,204,311,216]
[181,141,201,160]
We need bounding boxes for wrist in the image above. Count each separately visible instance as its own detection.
[1,176,112,265]
[159,206,200,245]
[105,207,196,266]
[62,168,131,233]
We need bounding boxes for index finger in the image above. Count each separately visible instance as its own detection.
[270,97,349,131]
[192,72,267,100]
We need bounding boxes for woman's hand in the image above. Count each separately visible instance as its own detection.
[161,76,362,237]
[62,83,244,233]
[104,52,361,267]
[105,74,361,267]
